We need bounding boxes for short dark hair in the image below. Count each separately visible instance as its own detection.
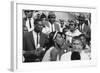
[48,14,56,19]
[34,19,42,25]
[40,13,47,19]
[24,10,33,13]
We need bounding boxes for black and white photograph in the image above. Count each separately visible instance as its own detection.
[22,10,91,62]
[11,2,97,71]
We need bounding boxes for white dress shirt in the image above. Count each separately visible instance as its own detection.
[48,22,56,32]
[42,22,55,34]
[32,31,40,49]
[26,18,34,32]
[42,22,61,34]
[60,25,65,32]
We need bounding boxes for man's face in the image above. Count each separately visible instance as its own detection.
[55,33,64,46]
[80,36,86,44]
[49,16,56,23]
[26,11,33,18]
[35,21,43,33]
[72,39,83,51]
[37,14,41,19]
[69,23,75,31]
[60,21,64,27]
[41,18,47,24]
[79,19,84,25]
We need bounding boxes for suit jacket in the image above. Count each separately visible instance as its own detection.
[47,21,60,32]
[23,31,48,51]
[79,21,91,37]
[82,24,91,37]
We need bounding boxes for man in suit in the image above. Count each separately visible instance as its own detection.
[23,19,48,62]
[23,10,34,32]
[47,12,60,33]
[77,14,91,38]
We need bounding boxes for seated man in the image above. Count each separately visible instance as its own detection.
[23,19,49,62]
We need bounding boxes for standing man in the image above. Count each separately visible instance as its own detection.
[24,10,34,32]
[23,19,48,62]
[47,12,60,33]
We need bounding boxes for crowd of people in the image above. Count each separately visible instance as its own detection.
[23,10,91,62]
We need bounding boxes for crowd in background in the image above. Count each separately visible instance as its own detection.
[23,10,91,62]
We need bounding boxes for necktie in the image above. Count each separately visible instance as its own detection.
[29,19,31,28]
[52,25,53,32]
[37,33,38,46]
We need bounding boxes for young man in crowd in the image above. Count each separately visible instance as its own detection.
[40,13,50,35]
[23,10,34,32]
[47,12,60,33]
[77,14,91,38]
[23,19,49,62]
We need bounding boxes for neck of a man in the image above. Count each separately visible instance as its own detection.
[34,29,40,34]
[49,21,54,24]
[70,29,75,32]
[27,17,31,19]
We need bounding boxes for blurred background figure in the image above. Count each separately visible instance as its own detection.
[77,14,91,38]
[23,19,49,62]
[23,10,34,32]
[59,19,66,32]
[40,13,50,35]
[48,12,60,32]
[65,19,81,43]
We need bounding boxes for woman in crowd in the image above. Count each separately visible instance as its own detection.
[42,32,69,61]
